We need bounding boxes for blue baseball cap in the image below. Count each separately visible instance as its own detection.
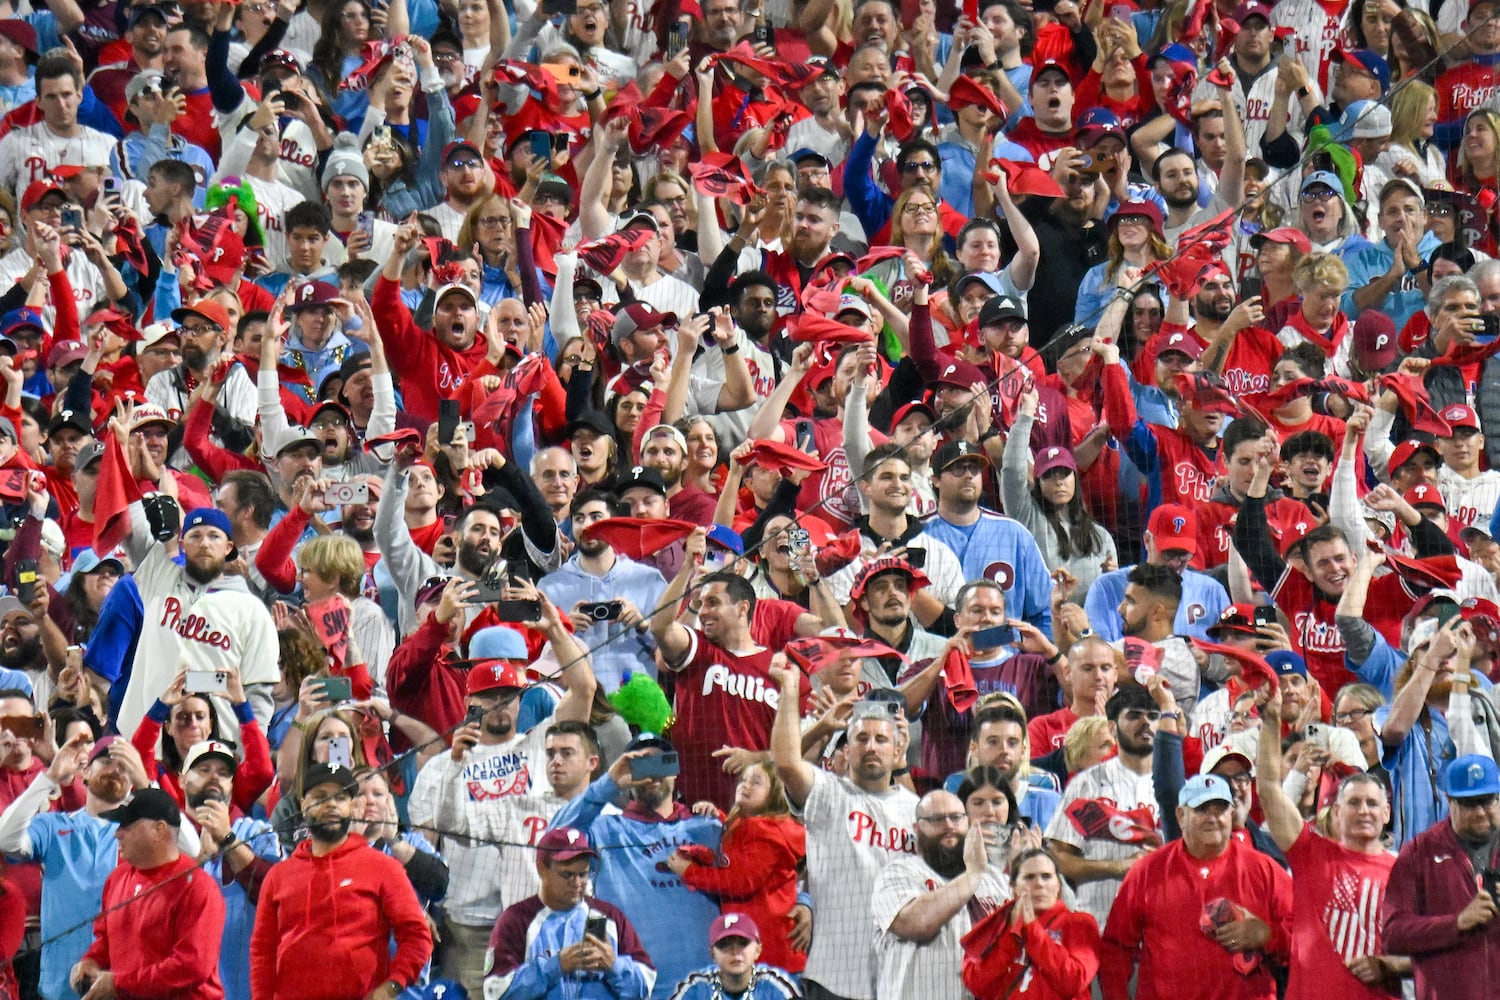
[1301,170,1345,198]
[1265,650,1307,678]
[469,625,529,661]
[706,524,744,556]
[182,507,232,541]
[1179,774,1234,808]
[1443,755,1500,799]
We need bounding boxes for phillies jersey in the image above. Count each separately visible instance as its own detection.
[669,629,811,809]
[1436,60,1500,125]
[1271,0,1350,94]
[1197,495,1309,571]
[1272,568,1412,693]
[1221,326,1282,397]
[919,509,1055,634]
[1437,468,1500,531]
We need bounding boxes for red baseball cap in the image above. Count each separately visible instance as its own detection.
[1250,226,1312,256]
[21,180,65,212]
[1404,483,1445,510]
[172,300,231,332]
[1387,438,1440,477]
[1146,504,1198,556]
[1277,517,1316,557]
[1441,404,1480,433]
[465,659,526,696]
[890,400,936,431]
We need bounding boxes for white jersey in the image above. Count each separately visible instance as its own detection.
[427,202,468,242]
[827,533,965,608]
[409,725,550,927]
[784,117,851,166]
[1438,467,1500,530]
[1192,61,1318,159]
[872,856,1009,1000]
[0,121,119,198]
[1044,756,1160,928]
[118,544,281,738]
[800,768,918,1000]
[625,271,701,321]
[0,246,107,327]
[1271,0,1350,95]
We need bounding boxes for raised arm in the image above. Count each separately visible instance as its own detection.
[649,528,704,665]
[1254,694,1302,852]
[771,654,817,806]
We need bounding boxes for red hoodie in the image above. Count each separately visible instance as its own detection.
[250,834,433,1000]
[681,813,808,972]
[371,276,489,426]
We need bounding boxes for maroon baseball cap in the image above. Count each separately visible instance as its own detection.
[536,826,597,862]
[1147,504,1198,555]
[1231,0,1273,24]
[931,357,988,389]
[1352,311,1398,371]
[1032,445,1077,480]
[1156,330,1204,362]
[710,913,761,946]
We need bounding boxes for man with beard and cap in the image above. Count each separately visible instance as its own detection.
[71,788,225,1000]
[1045,686,1163,929]
[850,557,949,690]
[0,731,192,1000]
[770,657,918,1000]
[111,505,279,740]
[552,733,723,1000]
[147,299,256,449]
[482,826,654,1000]
[409,595,599,996]
[1101,774,1292,1000]
[1384,754,1500,1000]
[871,789,1008,1000]
[640,424,718,527]
[538,489,667,692]
[251,762,432,1000]
[179,739,282,1000]
[1084,504,1229,642]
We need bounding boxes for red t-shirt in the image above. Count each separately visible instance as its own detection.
[1272,569,1414,693]
[408,518,446,555]
[1221,327,1281,397]
[669,628,811,809]
[1029,706,1079,754]
[1284,826,1399,1000]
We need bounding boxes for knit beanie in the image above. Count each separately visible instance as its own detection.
[322,133,369,192]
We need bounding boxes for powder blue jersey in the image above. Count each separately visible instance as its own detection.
[919,509,1054,633]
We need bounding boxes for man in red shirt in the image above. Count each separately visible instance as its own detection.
[1102,774,1292,1000]
[1257,694,1405,999]
[1029,635,1116,754]
[71,788,225,1000]
[650,529,811,809]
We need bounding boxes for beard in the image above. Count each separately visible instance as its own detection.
[635,782,671,812]
[658,461,684,489]
[919,834,967,879]
[1196,295,1233,322]
[88,770,130,804]
[184,552,226,585]
[1163,186,1198,210]
[345,521,374,545]
[183,344,218,371]
[186,787,227,810]
[306,815,353,843]
[483,711,515,739]
[0,633,42,669]
[458,540,497,578]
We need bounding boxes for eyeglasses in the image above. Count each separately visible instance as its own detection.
[310,415,349,430]
[657,194,687,205]
[917,812,966,825]
[1454,794,1499,809]
[1333,708,1372,725]
[575,2,606,13]
[902,202,937,217]
[179,322,219,336]
[1426,202,1454,216]
[548,867,592,882]
[478,215,512,228]
[448,158,483,170]
[1218,771,1254,787]
[1228,710,1258,724]
[901,160,938,174]
[1301,187,1339,202]
[433,51,462,63]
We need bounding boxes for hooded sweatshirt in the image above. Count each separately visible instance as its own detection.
[249,833,432,1000]
[680,813,808,973]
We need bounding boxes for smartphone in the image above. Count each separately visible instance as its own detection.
[903,546,927,570]
[438,399,461,447]
[1110,3,1132,18]
[1484,869,1500,899]
[464,703,486,727]
[971,623,1019,648]
[1303,722,1332,749]
[316,675,353,702]
[0,714,44,740]
[578,601,622,622]
[356,211,375,240]
[185,670,229,694]
[323,481,370,506]
[528,131,553,168]
[667,21,688,57]
[494,599,541,622]
[585,912,608,940]
[1253,606,1277,627]
[327,734,353,768]
[102,176,119,196]
[60,206,84,231]
[1240,275,1263,302]
[752,16,772,46]
[473,564,509,605]
[1076,153,1113,176]
[15,559,36,606]
[629,751,680,780]
[1477,314,1500,346]
[851,698,901,725]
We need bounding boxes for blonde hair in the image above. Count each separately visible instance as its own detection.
[1292,251,1349,294]
[1062,716,1114,773]
[1460,109,1500,183]
[889,184,957,287]
[298,534,365,597]
[1387,80,1435,152]
[295,708,366,799]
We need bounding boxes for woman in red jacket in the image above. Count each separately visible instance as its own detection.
[666,761,808,973]
[131,666,275,814]
[963,848,1101,1000]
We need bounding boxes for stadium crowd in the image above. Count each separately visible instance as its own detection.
[0,0,1496,997]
